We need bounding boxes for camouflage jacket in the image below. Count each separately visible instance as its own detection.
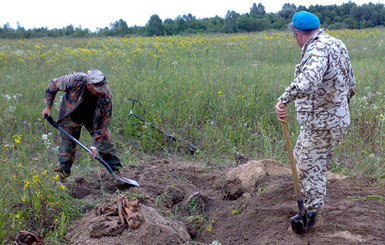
[45,72,114,146]
[278,29,356,129]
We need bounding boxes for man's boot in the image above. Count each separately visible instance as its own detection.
[305,207,325,232]
[311,210,325,231]
[287,208,324,234]
[54,164,71,182]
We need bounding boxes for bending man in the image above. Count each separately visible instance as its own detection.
[42,69,122,179]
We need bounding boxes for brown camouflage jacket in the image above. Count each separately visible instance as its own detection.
[45,72,113,146]
[278,29,356,129]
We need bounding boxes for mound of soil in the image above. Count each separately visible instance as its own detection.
[64,159,385,245]
[67,204,190,245]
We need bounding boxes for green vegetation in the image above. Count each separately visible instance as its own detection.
[0,28,384,243]
[1,2,385,38]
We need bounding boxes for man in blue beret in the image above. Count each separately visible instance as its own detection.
[275,11,356,232]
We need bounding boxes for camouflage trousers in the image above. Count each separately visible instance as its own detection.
[57,118,122,175]
[294,126,346,209]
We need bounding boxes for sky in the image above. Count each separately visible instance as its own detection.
[1,0,383,31]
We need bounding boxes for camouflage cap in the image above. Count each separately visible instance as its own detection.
[87,69,109,93]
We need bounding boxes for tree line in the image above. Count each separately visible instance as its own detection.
[1,2,385,39]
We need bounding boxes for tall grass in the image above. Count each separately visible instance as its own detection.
[0,28,384,242]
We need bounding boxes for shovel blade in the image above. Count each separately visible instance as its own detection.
[290,209,317,234]
[290,213,306,234]
[116,176,140,187]
[305,209,317,232]
[111,171,139,186]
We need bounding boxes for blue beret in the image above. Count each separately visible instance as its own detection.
[292,11,320,31]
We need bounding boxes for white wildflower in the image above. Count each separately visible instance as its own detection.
[14,49,25,55]
[8,105,15,113]
[51,146,59,153]
[209,241,222,245]
[2,94,11,100]
[42,132,52,147]
[13,93,22,100]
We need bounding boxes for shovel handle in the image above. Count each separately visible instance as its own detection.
[279,106,302,200]
[44,115,139,186]
[281,121,302,199]
[45,115,93,154]
[44,115,115,174]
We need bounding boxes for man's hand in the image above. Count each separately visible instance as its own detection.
[89,146,98,159]
[41,105,52,118]
[275,101,289,123]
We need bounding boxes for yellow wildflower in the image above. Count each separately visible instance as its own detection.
[42,170,48,175]
[23,180,30,189]
[33,175,39,184]
[207,225,213,232]
[52,174,59,180]
[13,135,22,144]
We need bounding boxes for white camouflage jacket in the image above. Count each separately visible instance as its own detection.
[278,29,356,130]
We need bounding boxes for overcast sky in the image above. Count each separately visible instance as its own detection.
[1,0,382,31]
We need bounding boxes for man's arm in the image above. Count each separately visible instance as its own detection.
[41,104,52,117]
[347,60,356,103]
[42,73,86,118]
[275,101,289,123]
[278,49,329,105]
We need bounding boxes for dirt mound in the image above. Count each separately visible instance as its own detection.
[64,159,385,245]
[216,159,291,200]
[67,203,190,245]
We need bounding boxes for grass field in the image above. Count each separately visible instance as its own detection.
[0,28,384,243]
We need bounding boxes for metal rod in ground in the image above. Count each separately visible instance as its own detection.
[125,98,197,154]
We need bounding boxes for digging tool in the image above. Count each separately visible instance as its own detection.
[44,115,139,187]
[122,98,197,154]
[280,110,316,234]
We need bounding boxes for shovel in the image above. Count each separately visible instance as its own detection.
[45,115,139,187]
[281,115,316,234]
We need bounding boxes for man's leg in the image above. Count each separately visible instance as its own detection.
[86,126,123,172]
[56,119,82,177]
[294,127,346,210]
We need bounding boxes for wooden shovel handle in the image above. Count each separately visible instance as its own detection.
[281,117,302,200]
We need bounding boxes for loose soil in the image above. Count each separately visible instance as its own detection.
[63,158,384,245]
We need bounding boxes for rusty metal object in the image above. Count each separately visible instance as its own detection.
[95,203,116,216]
[14,231,45,245]
[95,195,142,230]
[118,196,142,229]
